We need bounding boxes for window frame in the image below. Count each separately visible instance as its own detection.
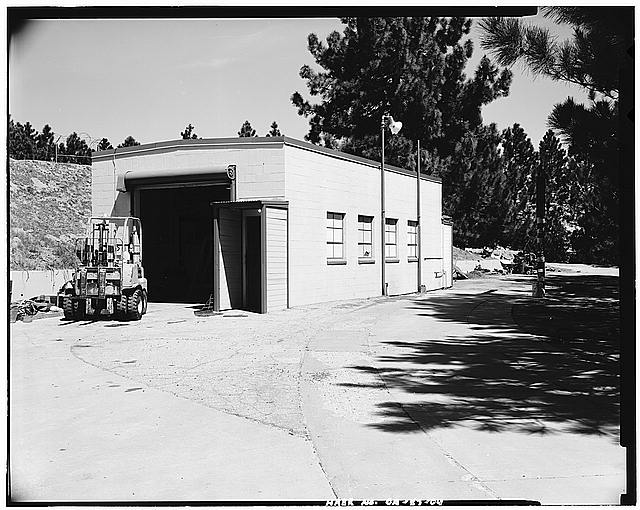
[407,220,418,262]
[326,211,347,264]
[385,218,399,261]
[357,215,375,264]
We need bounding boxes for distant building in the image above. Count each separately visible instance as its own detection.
[92,136,453,312]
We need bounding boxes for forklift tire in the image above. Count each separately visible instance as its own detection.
[116,294,128,319]
[64,297,85,320]
[126,289,144,321]
[63,297,74,320]
[75,299,86,320]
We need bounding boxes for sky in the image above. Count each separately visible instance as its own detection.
[8,13,589,151]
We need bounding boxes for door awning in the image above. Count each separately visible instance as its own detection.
[117,164,236,191]
[210,199,288,211]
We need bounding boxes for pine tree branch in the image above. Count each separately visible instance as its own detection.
[479,16,618,100]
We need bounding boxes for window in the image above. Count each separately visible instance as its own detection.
[408,220,418,260]
[326,212,345,261]
[385,218,398,259]
[357,215,374,259]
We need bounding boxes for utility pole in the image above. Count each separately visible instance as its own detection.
[380,114,402,297]
[534,154,546,297]
[381,118,387,296]
[416,139,423,293]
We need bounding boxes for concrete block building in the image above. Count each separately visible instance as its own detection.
[92,136,453,313]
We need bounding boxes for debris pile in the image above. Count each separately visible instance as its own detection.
[10,296,62,323]
[453,246,523,279]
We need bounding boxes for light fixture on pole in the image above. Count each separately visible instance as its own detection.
[381,114,402,297]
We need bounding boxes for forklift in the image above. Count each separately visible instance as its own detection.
[60,216,148,321]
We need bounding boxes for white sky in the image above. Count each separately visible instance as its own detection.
[8,14,589,150]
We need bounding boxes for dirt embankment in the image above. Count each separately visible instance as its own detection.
[9,158,91,270]
[452,246,481,261]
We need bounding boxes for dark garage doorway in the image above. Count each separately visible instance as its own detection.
[138,185,229,303]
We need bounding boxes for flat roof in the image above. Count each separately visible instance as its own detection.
[92,136,441,184]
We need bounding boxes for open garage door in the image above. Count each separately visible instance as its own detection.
[137,185,230,303]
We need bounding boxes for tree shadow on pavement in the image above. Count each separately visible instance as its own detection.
[349,275,620,436]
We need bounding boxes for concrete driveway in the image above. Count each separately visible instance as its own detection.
[9,269,626,503]
[9,305,334,501]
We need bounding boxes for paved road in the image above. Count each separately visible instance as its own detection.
[9,272,626,503]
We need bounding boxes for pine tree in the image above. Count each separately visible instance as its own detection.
[21,122,37,159]
[96,138,113,151]
[538,130,571,262]
[61,132,91,164]
[266,121,282,137]
[238,121,257,137]
[8,118,37,160]
[181,123,199,139]
[500,123,537,249]
[446,124,505,248]
[291,17,513,248]
[117,136,141,148]
[292,17,512,169]
[480,7,630,263]
[35,124,55,161]
[480,8,627,100]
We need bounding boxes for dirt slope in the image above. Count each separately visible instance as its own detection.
[453,246,481,261]
[9,158,91,270]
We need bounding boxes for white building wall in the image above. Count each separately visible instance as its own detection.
[91,143,286,216]
[266,207,288,311]
[419,179,445,290]
[92,160,120,216]
[91,139,448,311]
[284,144,444,307]
[442,223,453,288]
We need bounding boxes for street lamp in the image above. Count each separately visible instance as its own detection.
[381,114,403,296]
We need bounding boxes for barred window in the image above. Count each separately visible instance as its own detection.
[326,212,345,259]
[385,218,398,258]
[358,215,374,258]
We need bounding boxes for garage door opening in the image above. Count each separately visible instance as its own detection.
[137,185,230,303]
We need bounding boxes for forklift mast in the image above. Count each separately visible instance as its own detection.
[91,222,110,266]
[75,217,142,269]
